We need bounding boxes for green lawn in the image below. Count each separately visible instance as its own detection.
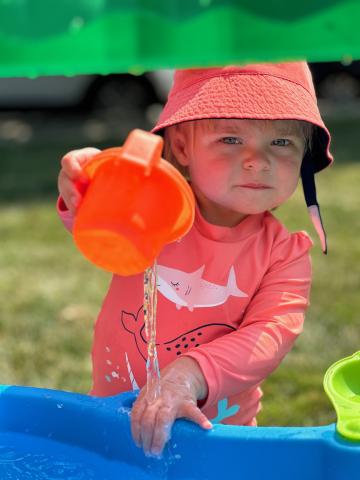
[0,115,359,428]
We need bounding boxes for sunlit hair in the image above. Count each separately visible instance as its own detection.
[163,118,314,179]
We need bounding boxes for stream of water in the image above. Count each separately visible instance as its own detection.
[143,261,161,403]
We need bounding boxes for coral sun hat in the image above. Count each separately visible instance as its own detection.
[152,62,333,253]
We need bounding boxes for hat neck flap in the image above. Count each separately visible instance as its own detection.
[301,152,327,254]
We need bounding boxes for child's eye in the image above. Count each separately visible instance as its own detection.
[272,139,290,147]
[221,137,241,145]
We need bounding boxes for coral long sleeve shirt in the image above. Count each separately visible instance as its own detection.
[58,199,312,425]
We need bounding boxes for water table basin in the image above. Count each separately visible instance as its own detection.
[0,385,358,479]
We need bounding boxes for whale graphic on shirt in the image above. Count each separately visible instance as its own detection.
[121,306,236,362]
[157,264,247,311]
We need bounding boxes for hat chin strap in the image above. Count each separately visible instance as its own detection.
[301,153,327,254]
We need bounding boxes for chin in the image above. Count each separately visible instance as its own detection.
[234,205,268,215]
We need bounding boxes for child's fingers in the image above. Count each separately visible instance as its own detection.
[139,405,161,454]
[181,402,213,430]
[60,147,101,181]
[58,147,100,212]
[150,407,174,456]
[68,191,82,213]
[132,398,176,456]
[57,170,82,213]
[130,394,147,447]
[146,402,211,456]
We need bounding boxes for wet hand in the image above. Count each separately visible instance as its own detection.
[130,357,212,458]
[58,147,101,214]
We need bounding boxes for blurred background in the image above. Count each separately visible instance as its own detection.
[0,62,359,427]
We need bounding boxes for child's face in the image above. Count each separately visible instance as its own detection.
[173,119,305,226]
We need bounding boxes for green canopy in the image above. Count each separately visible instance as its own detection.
[0,0,359,77]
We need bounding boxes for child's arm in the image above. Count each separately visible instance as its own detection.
[183,232,312,410]
[131,356,212,458]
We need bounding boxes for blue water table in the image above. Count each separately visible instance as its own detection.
[0,351,358,479]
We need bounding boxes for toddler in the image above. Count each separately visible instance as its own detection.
[57,62,333,457]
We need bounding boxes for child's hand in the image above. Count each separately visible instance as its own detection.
[58,147,101,214]
[130,357,212,457]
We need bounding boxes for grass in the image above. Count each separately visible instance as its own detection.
[0,113,359,427]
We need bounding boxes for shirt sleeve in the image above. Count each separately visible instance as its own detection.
[56,196,75,232]
[184,231,313,410]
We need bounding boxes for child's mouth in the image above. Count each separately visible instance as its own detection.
[238,183,272,189]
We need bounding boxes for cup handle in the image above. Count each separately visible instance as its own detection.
[121,129,164,175]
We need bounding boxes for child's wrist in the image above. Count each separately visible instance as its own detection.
[174,356,208,401]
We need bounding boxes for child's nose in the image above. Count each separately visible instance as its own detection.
[242,150,270,172]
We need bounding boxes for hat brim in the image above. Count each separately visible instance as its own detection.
[152,73,332,173]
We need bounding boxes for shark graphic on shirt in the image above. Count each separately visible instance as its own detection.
[157,264,248,311]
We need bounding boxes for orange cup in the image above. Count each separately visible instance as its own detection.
[73,129,195,276]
